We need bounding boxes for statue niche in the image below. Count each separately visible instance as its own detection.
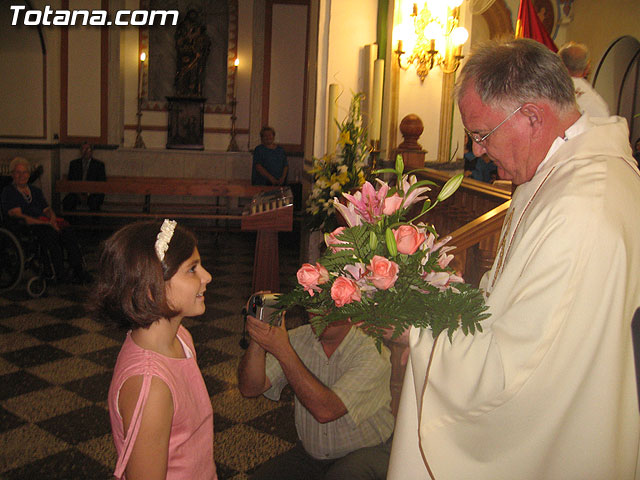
[174,9,211,97]
[167,8,209,149]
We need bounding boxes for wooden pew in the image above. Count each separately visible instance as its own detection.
[55,176,281,224]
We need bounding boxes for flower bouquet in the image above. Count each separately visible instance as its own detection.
[277,155,489,348]
[306,93,369,232]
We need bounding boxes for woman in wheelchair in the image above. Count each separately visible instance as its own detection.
[1,157,91,284]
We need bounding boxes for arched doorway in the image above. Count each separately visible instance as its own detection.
[593,35,640,143]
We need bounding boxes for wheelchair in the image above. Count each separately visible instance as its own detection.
[0,174,52,298]
[0,222,53,298]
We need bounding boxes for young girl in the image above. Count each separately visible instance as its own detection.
[90,220,217,480]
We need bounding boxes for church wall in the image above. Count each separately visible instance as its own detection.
[562,0,640,69]
[1,0,283,206]
[391,0,474,163]
[313,0,379,159]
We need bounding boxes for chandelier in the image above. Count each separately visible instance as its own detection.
[395,0,469,81]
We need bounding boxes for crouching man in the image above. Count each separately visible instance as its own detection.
[237,308,394,480]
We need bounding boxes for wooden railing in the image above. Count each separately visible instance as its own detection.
[448,200,511,286]
[413,168,512,286]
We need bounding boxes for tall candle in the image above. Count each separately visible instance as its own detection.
[364,43,378,126]
[327,83,339,153]
[138,52,146,101]
[370,59,384,142]
[233,57,239,98]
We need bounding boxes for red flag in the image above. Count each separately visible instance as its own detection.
[515,0,558,52]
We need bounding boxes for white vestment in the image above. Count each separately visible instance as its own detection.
[388,115,640,480]
[573,77,610,117]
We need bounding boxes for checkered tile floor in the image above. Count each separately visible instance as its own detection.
[0,228,301,479]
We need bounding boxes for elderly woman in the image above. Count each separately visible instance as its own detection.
[251,126,288,186]
[1,157,90,284]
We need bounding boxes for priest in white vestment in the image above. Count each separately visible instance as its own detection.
[388,39,640,480]
[558,41,610,117]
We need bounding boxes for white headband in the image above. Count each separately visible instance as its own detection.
[155,219,177,262]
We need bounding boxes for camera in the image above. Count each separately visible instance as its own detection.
[247,293,282,326]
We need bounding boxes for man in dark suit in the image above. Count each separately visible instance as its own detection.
[62,142,106,212]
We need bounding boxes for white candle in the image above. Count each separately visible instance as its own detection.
[233,57,239,98]
[327,84,339,153]
[364,43,378,125]
[138,52,146,100]
[370,59,384,142]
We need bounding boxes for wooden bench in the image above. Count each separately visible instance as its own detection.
[54,176,282,226]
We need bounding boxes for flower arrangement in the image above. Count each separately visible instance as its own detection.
[306,93,369,232]
[278,156,490,347]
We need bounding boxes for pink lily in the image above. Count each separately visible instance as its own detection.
[341,181,389,223]
[431,235,453,253]
[423,271,464,291]
[333,197,362,227]
[395,175,431,210]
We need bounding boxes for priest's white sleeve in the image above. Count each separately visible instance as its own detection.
[387,327,434,479]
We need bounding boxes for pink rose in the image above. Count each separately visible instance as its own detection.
[383,193,403,215]
[367,255,399,290]
[325,227,350,252]
[331,276,361,307]
[297,263,329,296]
[393,225,426,255]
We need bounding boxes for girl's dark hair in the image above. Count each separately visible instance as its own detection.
[88,221,197,330]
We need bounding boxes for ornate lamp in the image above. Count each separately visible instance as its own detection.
[395,0,469,82]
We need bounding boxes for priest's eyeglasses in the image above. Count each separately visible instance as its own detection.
[464,105,523,145]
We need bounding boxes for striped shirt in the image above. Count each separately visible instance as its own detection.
[264,325,394,459]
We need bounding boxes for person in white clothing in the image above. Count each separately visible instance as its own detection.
[558,41,610,117]
[388,39,640,480]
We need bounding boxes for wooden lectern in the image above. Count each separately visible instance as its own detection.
[241,188,294,293]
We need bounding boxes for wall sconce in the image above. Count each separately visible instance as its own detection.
[395,1,469,82]
[134,51,146,149]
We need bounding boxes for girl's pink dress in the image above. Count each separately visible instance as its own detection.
[108,325,217,479]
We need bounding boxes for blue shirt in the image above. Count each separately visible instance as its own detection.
[251,144,288,185]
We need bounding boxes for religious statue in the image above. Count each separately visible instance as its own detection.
[174,9,211,97]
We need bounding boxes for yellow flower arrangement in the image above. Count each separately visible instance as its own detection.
[306,93,369,232]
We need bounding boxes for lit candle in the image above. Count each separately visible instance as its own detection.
[327,83,339,153]
[370,59,384,142]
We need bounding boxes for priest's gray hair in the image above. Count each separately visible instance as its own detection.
[456,38,576,113]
